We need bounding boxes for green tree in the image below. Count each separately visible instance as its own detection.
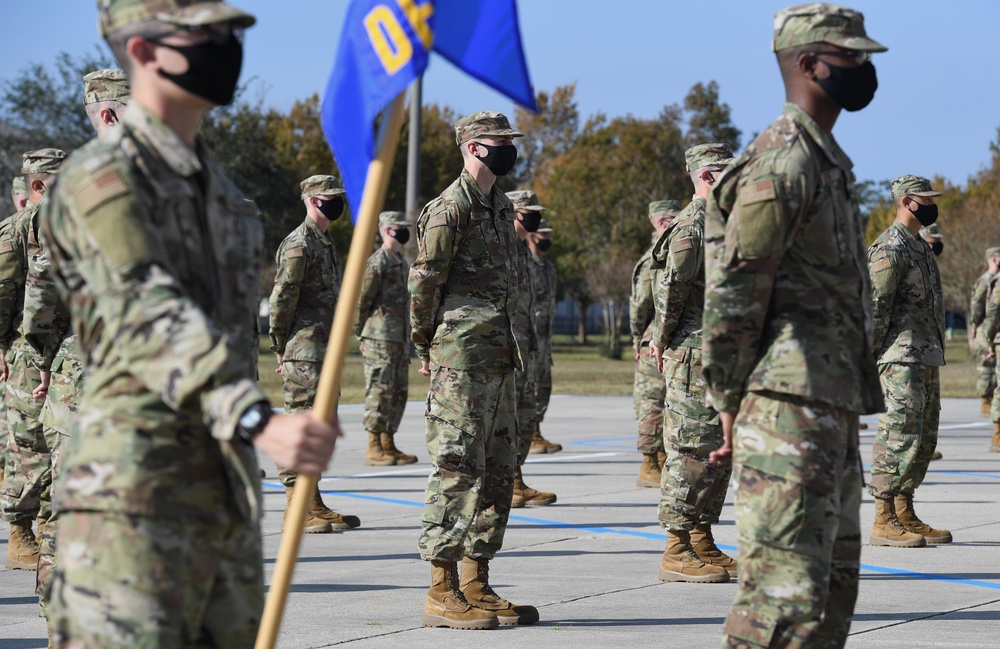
[682,81,741,151]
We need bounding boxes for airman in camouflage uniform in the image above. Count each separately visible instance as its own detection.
[269,174,360,533]
[649,144,734,584]
[354,210,416,466]
[11,176,28,213]
[867,175,951,547]
[629,199,680,487]
[702,5,886,646]
[526,218,558,453]
[507,190,556,508]
[982,253,1000,452]
[411,111,538,629]
[42,2,340,645]
[1,149,66,572]
[969,248,1000,416]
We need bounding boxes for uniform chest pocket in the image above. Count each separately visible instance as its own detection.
[459,211,497,271]
[799,173,845,268]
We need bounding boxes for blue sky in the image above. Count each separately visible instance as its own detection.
[2,1,998,189]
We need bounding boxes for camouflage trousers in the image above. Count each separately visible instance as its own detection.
[975,333,996,399]
[360,338,408,435]
[36,426,69,617]
[515,358,538,466]
[418,366,517,562]
[47,511,263,648]
[535,335,553,423]
[657,347,730,531]
[723,392,862,649]
[278,359,330,487]
[869,363,940,500]
[633,343,665,454]
[1,344,48,523]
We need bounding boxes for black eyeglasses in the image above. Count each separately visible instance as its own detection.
[144,23,245,46]
[806,49,871,66]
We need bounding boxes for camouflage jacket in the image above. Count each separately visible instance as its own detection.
[969,269,995,331]
[38,103,267,522]
[269,217,340,361]
[354,245,408,343]
[409,169,521,372]
[984,275,1000,345]
[868,221,946,366]
[703,103,883,415]
[0,203,40,354]
[529,252,556,339]
[629,236,663,349]
[513,239,537,353]
[651,195,707,351]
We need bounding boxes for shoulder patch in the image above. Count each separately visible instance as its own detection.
[671,237,694,253]
[740,179,777,206]
[0,241,11,254]
[74,169,129,216]
[426,212,450,229]
[285,247,304,259]
[872,258,892,273]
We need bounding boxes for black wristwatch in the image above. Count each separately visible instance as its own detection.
[235,402,273,445]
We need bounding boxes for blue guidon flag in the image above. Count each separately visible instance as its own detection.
[322,0,538,219]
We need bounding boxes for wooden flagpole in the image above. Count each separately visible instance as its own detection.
[254,91,408,649]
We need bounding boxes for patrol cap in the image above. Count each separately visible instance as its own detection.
[919,224,943,240]
[98,0,256,38]
[891,174,941,199]
[536,217,553,233]
[985,246,1000,261]
[454,111,523,146]
[379,211,412,227]
[649,199,681,220]
[11,176,27,199]
[21,149,67,175]
[300,174,345,200]
[685,143,735,172]
[506,189,546,212]
[772,3,887,53]
[83,68,131,104]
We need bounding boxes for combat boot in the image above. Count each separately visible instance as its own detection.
[659,530,729,583]
[422,559,499,630]
[895,494,952,544]
[636,452,661,488]
[380,432,417,465]
[5,520,40,570]
[510,491,526,508]
[689,523,738,578]
[991,423,1000,453]
[460,556,539,626]
[657,449,667,470]
[513,468,556,506]
[930,450,943,461]
[282,485,333,534]
[870,497,926,547]
[365,432,396,466]
[309,484,361,530]
[528,424,562,454]
[982,397,992,417]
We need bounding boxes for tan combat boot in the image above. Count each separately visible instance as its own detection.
[657,449,667,470]
[689,523,738,578]
[528,424,562,454]
[5,520,40,570]
[510,491,526,508]
[895,494,951,544]
[381,432,417,465]
[310,484,361,530]
[422,560,499,629]
[659,530,729,583]
[636,452,661,488]
[282,485,333,534]
[982,397,992,417]
[460,556,539,626]
[365,432,396,466]
[513,468,556,506]
[870,497,926,547]
[930,450,943,461]
[991,423,1000,453]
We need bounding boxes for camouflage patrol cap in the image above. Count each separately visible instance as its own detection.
[11,176,27,200]
[300,174,345,199]
[379,211,412,227]
[21,149,67,175]
[985,246,1000,261]
[772,3,887,53]
[83,69,131,105]
[454,111,523,146]
[891,174,941,199]
[685,143,735,172]
[919,223,943,240]
[536,217,553,233]
[649,199,682,220]
[506,189,546,212]
[97,0,256,37]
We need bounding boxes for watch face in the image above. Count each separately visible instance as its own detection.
[242,409,262,428]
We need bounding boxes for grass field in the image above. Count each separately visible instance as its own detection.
[258,332,980,405]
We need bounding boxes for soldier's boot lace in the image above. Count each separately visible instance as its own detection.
[380,432,417,465]
[281,485,333,534]
[528,424,562,454]
[636,452,661,488]
[5,519,40,570]
[513,468,556,506]
[870,497,926,547]
[659,530,729,583]
[895,494,951,544]
[310,483,361,530]
[422,559,499,630]
[459,556,539,626]
[365,432,397,466]
[689,524,738,577]
[991,423,1000,453]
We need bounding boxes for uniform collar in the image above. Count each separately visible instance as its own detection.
[459,169,503,213]
[304,216,332,245]
[782,103,853,172]
[122,102,203,178]
[891,219,928,253]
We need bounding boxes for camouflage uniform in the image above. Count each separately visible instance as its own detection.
[410,112,523,561]
[868,182,946,501]
[528,224,557,423]
[40,73,268,649]
[970,252,999,401]
[630,233,667,455]
[703,6,886,644]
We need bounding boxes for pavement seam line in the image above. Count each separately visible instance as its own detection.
[848,596,1000,636]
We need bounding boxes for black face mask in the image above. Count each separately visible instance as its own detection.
[536,239,552,252]
[931,241,943,256]
[517,211,542,233]
[317,196,344,221]
[476,142,517,176]
[155,34,243,106]
[817,60,878,112]
[908,200,938,227]
[390,228,410,244]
